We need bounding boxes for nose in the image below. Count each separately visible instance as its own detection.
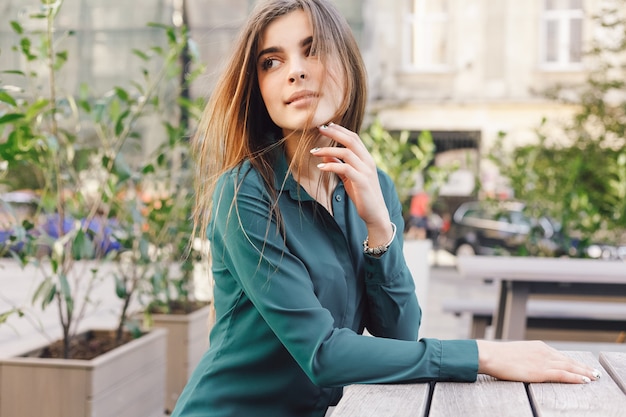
[288,70,306,83]
[288,56,308,83]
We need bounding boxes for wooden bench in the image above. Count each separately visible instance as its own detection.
[441,298,626,339]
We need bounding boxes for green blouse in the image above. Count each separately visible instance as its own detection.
[171,153,478,417]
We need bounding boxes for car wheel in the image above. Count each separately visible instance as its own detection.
[456,243,476,256]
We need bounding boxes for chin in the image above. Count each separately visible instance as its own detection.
[281,119,322,133]
[274,109,338,132]
[311,112,337,128]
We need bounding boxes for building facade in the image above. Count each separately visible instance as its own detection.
[170,0,605,202]
[0,0,610,201]
[360,0,598,200]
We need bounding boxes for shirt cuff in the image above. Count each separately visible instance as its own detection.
[437,339,479,382]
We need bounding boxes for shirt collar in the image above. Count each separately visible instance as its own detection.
[273,149,316,202]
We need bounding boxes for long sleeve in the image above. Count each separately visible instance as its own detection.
[209,165,478,387]
[361,172,422,340]
[172,159,478,417]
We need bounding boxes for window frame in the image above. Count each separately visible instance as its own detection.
[403,0,452,73]
[538,0,585,71]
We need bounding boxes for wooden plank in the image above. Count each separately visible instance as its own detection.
[442,297,626,340]
[499,281,529,339]
[547,342,626,358]
[429,374,532,417]
[528,351,626,417]
[456,256,626,284]
[599,351,626,395]
[331,383,429,417]
[0,360,88,417]
[443,298,626,322]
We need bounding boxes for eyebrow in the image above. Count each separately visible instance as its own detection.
[257,36,313,61]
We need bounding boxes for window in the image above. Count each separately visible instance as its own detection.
[540,0,584,69]
[404,0,450,71]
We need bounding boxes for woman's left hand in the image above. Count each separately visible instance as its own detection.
[477,340,601,384]
[312,123,392,246]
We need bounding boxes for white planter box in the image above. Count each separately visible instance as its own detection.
[403,239,432,312]
[0,328,167,417]
[150,304,213,413]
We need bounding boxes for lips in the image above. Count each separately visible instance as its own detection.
[286,90,318,105]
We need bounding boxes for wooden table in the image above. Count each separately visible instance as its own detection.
[455,256,626,340]
[332,351,626,417]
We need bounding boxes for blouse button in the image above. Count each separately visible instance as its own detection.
[334,194,342,202]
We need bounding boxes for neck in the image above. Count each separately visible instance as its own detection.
[283,130,331,179]
[283,130,337,214]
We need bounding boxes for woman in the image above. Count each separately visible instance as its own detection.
[172,1,599,416]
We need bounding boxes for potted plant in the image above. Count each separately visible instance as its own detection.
[0,1,201,416]
[117,113,213,414]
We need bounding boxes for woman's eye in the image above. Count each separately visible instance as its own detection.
[262,58,279,71]
[305,46,316,57]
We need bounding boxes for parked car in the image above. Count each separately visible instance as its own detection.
[441,200,569,257]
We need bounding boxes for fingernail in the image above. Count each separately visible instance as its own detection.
[317,163,326,169]
[310,147,320,153]
[592,369,601,379]
[582,376,591,384]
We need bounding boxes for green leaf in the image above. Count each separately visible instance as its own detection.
[10,21,23,35]
[78,99,91,112]
[115,275,127,299]
[114,87,130,102]
[139,236,151,259]
[165,27,177,44]
[125,320,143,339]
[25,98,50,120]
[54,50,68,70]
[0,113,25,125]
[114,110,130,136]
[72,228,95,260]
[0,91,17,107]
[109,97,121,122]
[32,279,56,310]
[19,38,36,61]
[147,22,169,30]
[112,154,132,182]
[59,273,73,314]
[132,49,150,61]
[93,101,106,123]
[142,163,155,174]
[1,70,26,76]
[0,309,16,324]
[130,81,145,95]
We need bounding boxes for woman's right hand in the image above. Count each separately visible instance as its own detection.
[476,340,601,383]
[314,123,392,246]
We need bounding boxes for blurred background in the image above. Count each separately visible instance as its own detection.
[1,0,625,386]
[1,0,625,256]
[0,0,598,194]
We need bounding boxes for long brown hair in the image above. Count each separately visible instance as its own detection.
[191,0,368,244]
